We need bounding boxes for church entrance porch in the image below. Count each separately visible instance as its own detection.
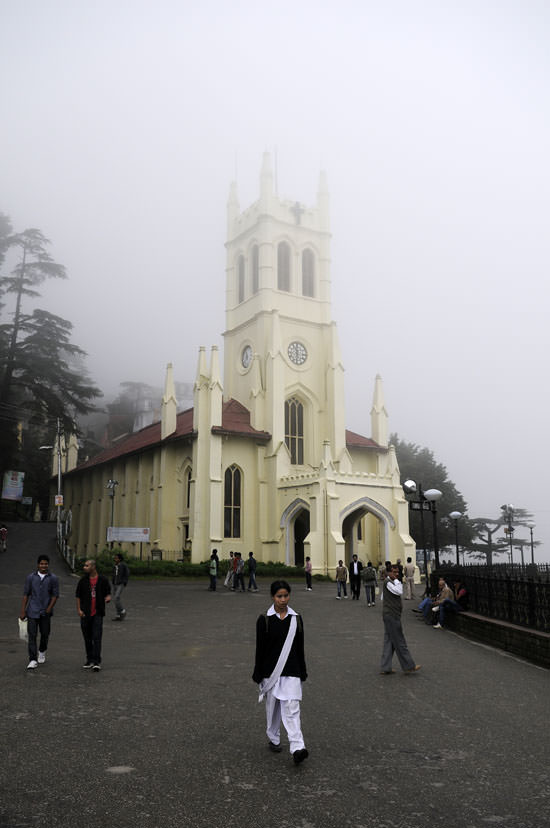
[280,498,311,567]
[340,500,392,569]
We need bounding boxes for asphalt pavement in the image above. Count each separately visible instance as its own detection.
[1,521,549,828]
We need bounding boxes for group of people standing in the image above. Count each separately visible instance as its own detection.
[20,553,129,672]
[334,556,391,605]
[207,549,259,593]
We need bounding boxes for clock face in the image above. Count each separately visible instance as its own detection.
[288,341,307,365]
[241,345,252,369]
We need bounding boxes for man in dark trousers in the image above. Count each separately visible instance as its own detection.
[112,552,129,620]
[76,559,111,671]
[380,563,421,675]
[348,554,363,600]
[20,554,59,670]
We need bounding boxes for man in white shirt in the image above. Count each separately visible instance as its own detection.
[380,564,421,675]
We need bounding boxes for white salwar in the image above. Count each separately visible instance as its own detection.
[262,606,306,754]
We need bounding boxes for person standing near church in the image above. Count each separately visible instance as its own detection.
[76,559,111,671]
[404,557,416,600]
[232,552,246,592]
[304,557,313,591]
[349,554,363,600]
[253,580,309,764]
[247,551,258,592]
[335,560,348,598]
[112,552,129,619]
[224,551,234,588]
[208,549,219,591]
[380,563,421,675]
[20,554,59,670]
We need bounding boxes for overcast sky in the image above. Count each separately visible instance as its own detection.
[2,1,549,561]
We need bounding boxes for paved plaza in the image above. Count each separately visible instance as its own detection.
[1,522,549,828]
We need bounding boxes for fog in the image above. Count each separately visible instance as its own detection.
[2,1,549,560]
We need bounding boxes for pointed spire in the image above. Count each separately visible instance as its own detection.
[161,362,177,439]
[67,432,79,471]
[371,374,388,447]
[387,444,401,485]
[195,346,209,386]
[209,345,222,389]
[260,151,273,206]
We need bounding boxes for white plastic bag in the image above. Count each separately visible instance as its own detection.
[18,618,28,642]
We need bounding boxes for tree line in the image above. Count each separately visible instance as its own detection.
[0,213,100,510]
[391,434,537,565]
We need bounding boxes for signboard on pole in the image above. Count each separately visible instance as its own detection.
[107,527,150,543]
[54,495,64,507]
[2,471,25,501]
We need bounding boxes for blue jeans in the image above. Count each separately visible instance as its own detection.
[337,581,347,597]
[365,583,376,603]
[113,583,125,614]
[80,615,104,665]
[418,597,433,620]
[248,572,257,590]
[27,615,51,661]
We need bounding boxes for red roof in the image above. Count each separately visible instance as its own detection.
[213,398,271,441]
[67,401,269,475]
[345,429,383,450]
[66,404,381,476]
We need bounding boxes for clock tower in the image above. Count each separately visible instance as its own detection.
[223,151,347,475]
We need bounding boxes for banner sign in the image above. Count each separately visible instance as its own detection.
[2,471,25,501]
[107,527,150,543]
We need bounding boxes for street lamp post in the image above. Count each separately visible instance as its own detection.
[501,504,514,565]
[107,479,119,548]
[449,511,462,566]
[403,481,443,587]
[527,525,535,565]
[39,418,64,552]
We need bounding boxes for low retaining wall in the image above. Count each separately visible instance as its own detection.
[445,611,550,669]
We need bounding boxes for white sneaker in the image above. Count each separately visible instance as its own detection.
[38,651,46,664]
[27,660,38,670]
[433,623,442,629]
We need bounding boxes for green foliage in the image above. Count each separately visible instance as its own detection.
[76,552,330,580]
[0,217,101,482]
[390,433,473,553]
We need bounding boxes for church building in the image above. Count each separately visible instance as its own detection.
[61,153,414,571]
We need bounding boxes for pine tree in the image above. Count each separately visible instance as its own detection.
[0,222,100,481]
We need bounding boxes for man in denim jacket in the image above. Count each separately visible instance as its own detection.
[20,555,59,670]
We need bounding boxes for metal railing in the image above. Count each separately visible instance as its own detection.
[434,563,550,633]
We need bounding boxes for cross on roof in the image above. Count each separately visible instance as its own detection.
[291,201,305,224]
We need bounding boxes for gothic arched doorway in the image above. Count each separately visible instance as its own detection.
[293,509,310,568]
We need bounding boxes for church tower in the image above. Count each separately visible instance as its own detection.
[223,152,347,473]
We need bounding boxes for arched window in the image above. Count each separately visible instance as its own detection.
[285,397,304,465]
[224,465,241,538]
[186,468,192,509]
[302,249,315,297]
[238,255,245,303]
[252,245,259,294]
[277,241,290,292]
